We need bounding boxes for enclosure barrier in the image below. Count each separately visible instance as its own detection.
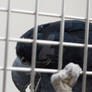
[0,0,91,92]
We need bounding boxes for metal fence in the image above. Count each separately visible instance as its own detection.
[0,0,92,92]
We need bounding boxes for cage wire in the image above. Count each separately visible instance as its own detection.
[0,0,92,92]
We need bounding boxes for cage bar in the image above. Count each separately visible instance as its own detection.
[2,0,11,92]
[82,0,90,92]
[0,66,92,76]
[1,37,92,48]
[58,0,65,70]
[1,7,92,21]
[30,0,39,92]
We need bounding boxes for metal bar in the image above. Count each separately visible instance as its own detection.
[1,7,92,21]
[0,67,92,75]
[30,0,39,92]
[0,67,58,73]
[58,0,65,70]
[1,37,92,48]
[82,0,90,92]
[2,0,11,92]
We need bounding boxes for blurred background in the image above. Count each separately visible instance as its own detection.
[0,0,92,92]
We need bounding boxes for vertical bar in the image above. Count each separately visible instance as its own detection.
[82,0,90,92]
[58,0,65,70]
[30,0,39,92]
[2,0,11,92]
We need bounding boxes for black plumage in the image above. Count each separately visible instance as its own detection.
[12,20,92,92]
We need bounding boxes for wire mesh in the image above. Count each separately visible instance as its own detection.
[0,0,91,92]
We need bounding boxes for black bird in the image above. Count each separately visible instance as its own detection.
[12,57,30,92]
[12,20,92,92]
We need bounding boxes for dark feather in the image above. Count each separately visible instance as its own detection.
[12,20,92,92]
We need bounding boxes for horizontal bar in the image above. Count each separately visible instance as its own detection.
[0,7,92,21]
[0,66,92,75]
[0,37,92,48]
[0,66,58,73]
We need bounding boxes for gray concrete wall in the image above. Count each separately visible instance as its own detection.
[0,0,92,92]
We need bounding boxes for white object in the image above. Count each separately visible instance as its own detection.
[51,63,82,92]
